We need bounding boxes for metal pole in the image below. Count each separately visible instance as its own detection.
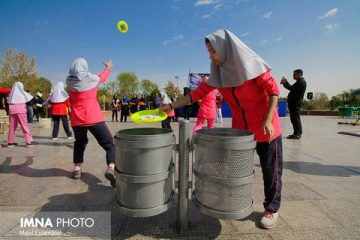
[178,120,190,232]
[175,75,179,89]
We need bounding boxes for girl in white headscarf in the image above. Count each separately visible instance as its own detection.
[66,58,116,188]
[161,29,283,229]
[48,82,73,140]
[7,82,34,147]
[159,90,174,129]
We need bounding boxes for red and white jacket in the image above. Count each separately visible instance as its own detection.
[69,69,110,127]
[190,71,281,143]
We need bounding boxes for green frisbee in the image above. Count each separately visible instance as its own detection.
[131,109,168,124]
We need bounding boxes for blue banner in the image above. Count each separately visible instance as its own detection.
[188,73,210,89]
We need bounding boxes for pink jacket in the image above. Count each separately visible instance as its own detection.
[197,89,217,119]
[191,71,281,143]
[69,69,110,127]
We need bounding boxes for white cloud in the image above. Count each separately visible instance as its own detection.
[241,32,249,37]
[275,36,283,41]
[214,3,222,10]
[163,34,184,45]
[318,8,338,19]
[195,0,219,7]
[202,14,212,19]
[325,23,340,30]
[260,39,268,45]
[263,11,273,19]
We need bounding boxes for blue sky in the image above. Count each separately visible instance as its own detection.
[0,0,359,98]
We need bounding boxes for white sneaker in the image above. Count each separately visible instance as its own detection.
[260,211,279,229]
[67,136,74,140]
[52,138,58,141]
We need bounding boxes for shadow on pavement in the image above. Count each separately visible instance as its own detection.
[0,156,72,178]
[283,161,360,176]
[0,157,222,239]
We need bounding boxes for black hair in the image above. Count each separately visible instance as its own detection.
[294,69,303,75]
[205,38,210,44]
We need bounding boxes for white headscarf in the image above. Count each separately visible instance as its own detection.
[160,90,172,104]
[66,58,100,92]
[206,29,271,88]
[8,82,33,104]
[48,82,69,103]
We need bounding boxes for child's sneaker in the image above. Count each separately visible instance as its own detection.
[26,142,34,148]
[52,137,58,141]
[72,169,81,179]
[260,210,279,229]
[67,136,74,140]
[104,167,116,188]
[7,143,18,148]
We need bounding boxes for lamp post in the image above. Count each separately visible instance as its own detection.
[102,95,106,111]
[175,75,179,88]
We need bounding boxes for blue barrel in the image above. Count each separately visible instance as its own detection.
[278,102,287,117]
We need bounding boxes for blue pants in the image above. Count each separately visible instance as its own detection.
[72,122,115,165]
[256,135,283,213]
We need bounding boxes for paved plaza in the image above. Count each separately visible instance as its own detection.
[0,115,360,239]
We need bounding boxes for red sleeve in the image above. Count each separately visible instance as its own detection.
[255,71,280,96]
[0,88,12,94]
[190,82,216,103]
[98,68,110,83]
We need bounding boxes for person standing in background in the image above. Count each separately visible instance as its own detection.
[280,69,307,139]
[120,96,130,122]
[138,94,148,111]
[192,76,217,135]
[25,92,34,123]
[153,93,161,109]
[7,82,34,147]
[130,94,138,114]
[110,95,119,122]
[171,93,179,122]
[33,92,45,121]
[48,82,73,140]
[160,90,175,129]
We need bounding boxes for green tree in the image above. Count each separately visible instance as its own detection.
[140,79,159,96]
[97,88,111,111]
[163,80,181,98]
[104,80,119,96]
[348,88,360,106]
[329,96,341,110]
[0,49,39,88]
[117,72,139,97]
[29,77,52,100]
[312,92,329,110]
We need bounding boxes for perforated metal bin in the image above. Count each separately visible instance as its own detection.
[193,128,256,219]
[114,128,175,217]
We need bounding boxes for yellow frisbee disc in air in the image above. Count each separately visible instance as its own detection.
[131,109,168,124]
[117,20,128,33]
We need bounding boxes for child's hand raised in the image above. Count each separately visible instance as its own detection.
[103,60,113,70]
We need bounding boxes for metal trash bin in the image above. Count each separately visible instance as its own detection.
[193,128,256,219]
[115,128,175,217]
